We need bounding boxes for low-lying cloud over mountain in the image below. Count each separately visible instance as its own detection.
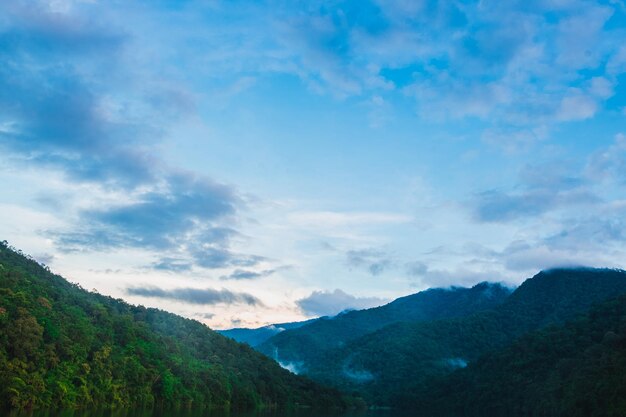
[296,289,387,317]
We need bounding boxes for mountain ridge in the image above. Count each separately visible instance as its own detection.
[218,319,317,347]
[301,268,626,405]
[258,281,513,369]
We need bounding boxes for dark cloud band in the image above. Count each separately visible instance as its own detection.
[126,286,262,306]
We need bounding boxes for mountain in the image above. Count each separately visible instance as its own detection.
[258,281,512,371]
[412,293,626,417]
[0,242,349,412]
[302,268,626,405]
[218,319,317,347]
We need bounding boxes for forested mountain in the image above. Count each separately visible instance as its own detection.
[218,319,317,347]
[0,242,349,412]
[412,293,626,417]
[5,237,626,415]
[301,268,626,405]
[258,282,512,369]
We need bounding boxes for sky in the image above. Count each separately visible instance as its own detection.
[1,0,626,329]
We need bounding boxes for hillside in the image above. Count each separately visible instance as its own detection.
[412,293,626,417]
[218,319,316,347]
[301,268,626,405]
[258,282,512,368]
[0,242,349,411]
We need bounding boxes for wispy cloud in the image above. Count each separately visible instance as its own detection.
[471,162,600,222]
[585,133,626,182]
[0,2,268,271]
[455,135,626,274]
[195,312,216,320]
[220,267,289,280]
[47,173,260,269]
[269,0,624,148]
[126,286,263,306]
[346,248,394,276]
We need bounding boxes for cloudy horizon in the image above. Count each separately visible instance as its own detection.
[2,0,626,329]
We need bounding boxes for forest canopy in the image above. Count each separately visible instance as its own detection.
[0,241,351,412]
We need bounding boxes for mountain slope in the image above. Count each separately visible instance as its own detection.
[0,242,348,411]
[304,268,626,405]
[413,293,626,417]
[258,282,512,368]
[218,319,317,347]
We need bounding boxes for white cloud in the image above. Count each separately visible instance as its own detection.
[557,93,598,121]
[296,289,388,317]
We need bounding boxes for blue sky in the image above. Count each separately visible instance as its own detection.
[2,0,626,328]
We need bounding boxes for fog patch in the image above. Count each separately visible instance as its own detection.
[444,357,468,369]
[342,360,374,383]
[272,348,304,375]
[278,360,303,374]
[343,368,374,383]
[266,324,286,332]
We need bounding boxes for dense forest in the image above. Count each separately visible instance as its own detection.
[0,242,350,412]
[258,281,512,368]
[258,268,626,406]
[411,293,626,417]
[5,237,626,415]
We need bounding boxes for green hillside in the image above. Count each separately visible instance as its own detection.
[0,242,349,412]
[301,268,626,405]
[413,293,626,417]
[258,282,512,369]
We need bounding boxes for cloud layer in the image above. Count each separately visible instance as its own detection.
[1,0,626,329]
[296,289,387,317]
[0,1,268,272]
[346,248,394,276]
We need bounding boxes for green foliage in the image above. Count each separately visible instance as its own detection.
[258,282,512,369]
[413,294,626,417]
[285,268,626,406]
[0,242,349,412]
